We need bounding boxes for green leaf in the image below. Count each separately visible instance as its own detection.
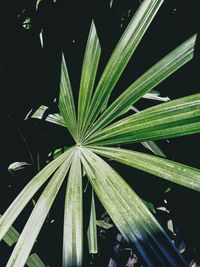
[87,189,98,254]
[141,141,166,157]
[81,148,187,266]
[89,146,200,192]
[130,106,166,157]
[26,253,45,267]
[82,0,164,136]
[96,220,113,230]
[86,94,200,145]
[78,21,101,140]
[141,200,156,214]
[63,149,83,267]
[1,215,18,247]
[0,148,73,243]
[84,34,196,139]
[6,154,73,267]
[59,54,77,140]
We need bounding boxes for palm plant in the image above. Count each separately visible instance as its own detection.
[1,0,200,266]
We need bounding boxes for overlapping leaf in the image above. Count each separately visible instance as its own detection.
[89,146,200,192]
[0,214,45,267]
[0,148,73,243]
[6,154,73,267]
[82,0,164,136]
[81,148,187,267]
[85,94,200,145]
[84,34,196,139]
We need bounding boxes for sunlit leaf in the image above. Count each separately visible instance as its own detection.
[90,146,200,192]
[86,94,200,145]
[59,54,77,139]
[83,0,164,136]
[78,21,101,140]
[87,189,98,254]
[84,34,196,139]
[63,149,83,267]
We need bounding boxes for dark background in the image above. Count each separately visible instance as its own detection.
[0,0,200,266]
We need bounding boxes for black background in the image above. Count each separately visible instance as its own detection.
[0,0,200,266]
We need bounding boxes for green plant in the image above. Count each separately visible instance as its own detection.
[1,0,200,266]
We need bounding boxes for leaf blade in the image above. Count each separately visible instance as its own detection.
[89,146,200,192]
[63,149,83,267]
[84,34,196,139]
[6,154,73,267]
[81,148,187,267]
[83,0,164,136]
[86,94,200,145]
[59,54,77,139]
[87,189,98,254]
[0,148,73,243]
[78,21,101,140]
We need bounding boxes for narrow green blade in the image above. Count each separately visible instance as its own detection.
[6,154,73,267]
[78,21,101,140]
[90,146,200,192]
[87,189,98,254]
[86,94,200,145]
[63,149,83,267]
[84,34,196,139]
[0,148,73,243]
[81,148,187,267]
[141,140,166,157]
[59,54,77,140]
[82,0,163,136]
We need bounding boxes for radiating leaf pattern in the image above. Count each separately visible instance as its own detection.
[82,0,164,135]
[1,0,199,266]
